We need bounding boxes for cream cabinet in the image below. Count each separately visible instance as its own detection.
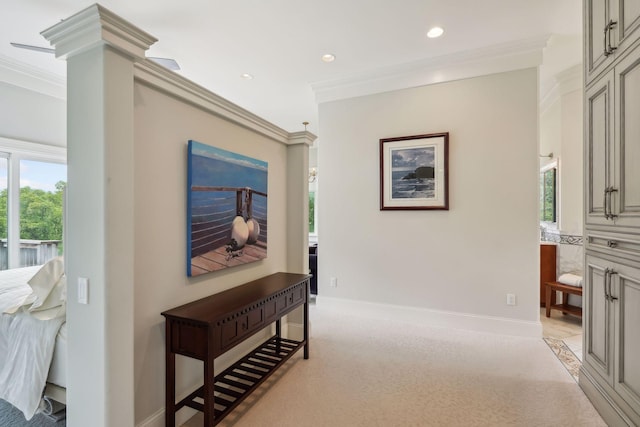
[582,1,640,424]
[585,0,640,84]
[585,43,640,230]
[583,254,640,425]
[585,69,614,228]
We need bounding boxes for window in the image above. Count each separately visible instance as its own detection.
[0,155,7,270]
[309,167,318,238]
[540,163,557,225]
[309,191,316,234]
[0,138,66,270]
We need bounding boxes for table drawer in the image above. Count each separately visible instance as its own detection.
[264,294,287,322]
[171,320,207,359]
[289,282,306,305]
[219,306,265,351]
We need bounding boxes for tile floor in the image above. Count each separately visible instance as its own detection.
[540,307,583,360]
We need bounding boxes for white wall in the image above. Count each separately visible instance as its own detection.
[559,89,583,237]
[0,82,65,146]
[317,68,540,327]
[540,86,583,237]
[539,74,583,306]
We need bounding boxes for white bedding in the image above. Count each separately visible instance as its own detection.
[0,266,41,313]
[0,264,66,420]
[47,321,67,388]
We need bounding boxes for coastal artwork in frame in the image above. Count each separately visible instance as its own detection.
[187,140,268,277]
[380,132,449,210]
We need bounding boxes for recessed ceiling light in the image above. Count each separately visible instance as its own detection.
[321,54,336,63]
[241,73,253,80]
[427,27,444,38]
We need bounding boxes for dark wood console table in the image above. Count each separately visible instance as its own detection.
[162,272,310,426]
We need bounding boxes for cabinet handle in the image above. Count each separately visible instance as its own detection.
[604,187,618,220]
[608,270,619,301]
[604,267,611,301]
[604,19,618,57]
[602,187,611,219]
[609,187,618,219]
[607,240,618,248]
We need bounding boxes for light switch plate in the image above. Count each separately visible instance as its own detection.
[78,277,89,304]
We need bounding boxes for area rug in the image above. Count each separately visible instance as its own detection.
[0,399,65,427]
[544,337,580,382]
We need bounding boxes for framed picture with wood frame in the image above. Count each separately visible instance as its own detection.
[380,132,449,210]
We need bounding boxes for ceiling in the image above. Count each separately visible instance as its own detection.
[0,0,582,136]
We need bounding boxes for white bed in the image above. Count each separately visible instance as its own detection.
[0,261,67,420]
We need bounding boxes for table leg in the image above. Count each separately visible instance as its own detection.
[204,331,215,426]
[165,322,176,427]
[304,299,309,359]
[545,284,552,318]
[303,279,310,359]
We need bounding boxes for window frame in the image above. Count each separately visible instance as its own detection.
[308,170,318,240]
[540,160,559,229]
[0,137,66,270]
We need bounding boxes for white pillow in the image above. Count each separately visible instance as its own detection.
[29,275,66,314]
[27,257,65,311]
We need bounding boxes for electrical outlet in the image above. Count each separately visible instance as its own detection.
[506,293,516,306]
[329,277,338,287]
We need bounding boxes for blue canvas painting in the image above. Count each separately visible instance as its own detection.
[187,140,268,276]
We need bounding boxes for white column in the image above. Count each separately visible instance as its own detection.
[285,131,315,338]
[286,131,316,274]
[42,5,156,427]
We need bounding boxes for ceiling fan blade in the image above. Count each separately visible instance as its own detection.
[11,42,180,71]
[10,42,55,54]
[149,57,180,71]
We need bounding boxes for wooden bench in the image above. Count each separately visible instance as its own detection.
[545,281,583,319]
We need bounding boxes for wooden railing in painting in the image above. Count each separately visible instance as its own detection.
[190,186,267,258]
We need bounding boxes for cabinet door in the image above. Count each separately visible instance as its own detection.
[584,254,615,385]
[585,0,613,83]
[585,71,615,227]
[585,0,640,84]
[612,45,640,228]
[613,262,640,413]
[617,1,640,58]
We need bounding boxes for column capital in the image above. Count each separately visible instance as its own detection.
[41,3,156,61]
[287,131,317,146]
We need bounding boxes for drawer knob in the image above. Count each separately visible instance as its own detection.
[607,240,618,248]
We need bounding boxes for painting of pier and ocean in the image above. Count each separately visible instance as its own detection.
[187,140,268,277]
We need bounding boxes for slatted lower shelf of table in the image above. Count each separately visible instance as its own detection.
[177,336,304,424]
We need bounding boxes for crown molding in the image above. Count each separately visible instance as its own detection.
[287,131,317,146]
[134,59,308,145]
[0,136,66,161]
[0,53,66,100]
[311,36,549,104]
[540,64,582,113]
[41,3,157,62]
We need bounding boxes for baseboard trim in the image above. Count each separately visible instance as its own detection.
[136,407,164,427]
[579,366,636,426]
[315,296,542,337]
[136,402,196,427]
[287,321,305,341]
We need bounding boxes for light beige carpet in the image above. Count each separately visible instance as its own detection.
[185,301,605,427]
